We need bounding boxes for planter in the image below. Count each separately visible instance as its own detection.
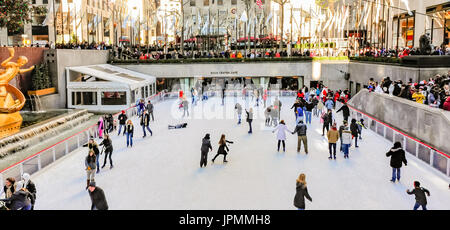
[28,87,56,96]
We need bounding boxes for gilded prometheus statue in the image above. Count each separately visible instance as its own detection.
[0,48,35,138]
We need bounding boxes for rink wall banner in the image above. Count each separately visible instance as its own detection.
[0,92,165,184]
[340,93,450,178]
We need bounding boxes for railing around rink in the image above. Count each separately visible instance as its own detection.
[0,89,294,187]
[0,92,168,186]
[336,101,450,178]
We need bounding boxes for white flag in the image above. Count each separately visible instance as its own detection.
[240,10,248,22]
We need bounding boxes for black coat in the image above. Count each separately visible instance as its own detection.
[293,182,312,209]
[218,141,233,155]
[293,124,307,136]
[126,124,134,135]
[350,123,359,136]
[25,181,37,205]
[100,138,113,152]
[89,187,109,210]
[386,148,407,168]
[140,113,150,126]
[118,114,127,125]
[407,187,430,205]
[336,105,350,117]
[83,143,100,156]
[201,138,212,153]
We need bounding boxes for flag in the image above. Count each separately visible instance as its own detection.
[240,10,248,22]
[256,0,263,9]
[265,12,272,26]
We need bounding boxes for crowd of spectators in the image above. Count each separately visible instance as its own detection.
[368,71,450,111]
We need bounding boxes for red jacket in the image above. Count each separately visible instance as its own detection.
[443,97,450,111]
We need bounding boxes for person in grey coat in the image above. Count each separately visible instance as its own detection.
[235,103,243,124]
[407,181,431,210]
[85,150,97,190]
[182,99,189,117]
[146,100,154,121]
[245,108,253,133]
[292,121,308,153]
[200,134,213,167]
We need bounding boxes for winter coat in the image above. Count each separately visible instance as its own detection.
[182,100,189,109]
[305,102,314,112]
[292,123,307,136]
[89,187,109,210]
[274,124,292,141]
[350,122,359,137]
[85,155,97,170]
[293,182,312,209]
[407,187,430,206]
[246,110,253,121]
[443,97,450,111]
[322,113,332,124]
[291,102,301,112]
[341,130,353,145]
[338,125,348,139]
[83,142,100,156]
[296,107,304,117]
[201,138,212,153]
[336,105,350,117]
[118,114,127,125]
[3,185,14,199]
[100,138,113,152]
[140,113,150,126]
[23,180,36,205]
[126,124,134,136]
[235,104,242,114]
[218,141,233,155]
[146,103,154,113]
[325,100,334,110]
[270,108,279,118]
[412,92,425,104]
[0,190,31,210]
[386,148,407,168]
[327,129,339,143]
[317,101,324,110]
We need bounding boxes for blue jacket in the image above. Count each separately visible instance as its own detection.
[325,100,334,110]
[297,107,304,117]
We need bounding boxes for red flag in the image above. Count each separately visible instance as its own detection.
[256,0,263,9]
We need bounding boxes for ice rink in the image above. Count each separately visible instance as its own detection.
[32,96,450,210]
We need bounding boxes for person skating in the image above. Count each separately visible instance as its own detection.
[327,123,339,159]
[140,110,153,138]
[235,103,243,125]
[85,150,97,190]
[88,182,109,210]
[168,123,188,129]
[2,177,15,201]
[304,99,314,124]
[20,173,36,210]
[264,106,272,126]
[270,105,279,127]
[350,119,359,147]
[356,119,367,140]
[97,117,104,139]
[296,105,304,124]
[117,110,127,135]
[200,134,213,167]
[291,100,302,120]
[273,97,282,118]
[182,96,189,117]
[125,120,134,147]
[321,109,333,136]
[137,98,146,116]
[316,99,324,117]
[99,134,114,169]
[83,138,101,173]
[324,97,334,111]
[336,102,350,122]
[341,129,352,159]
[146,100,154,121]
[407,181,430,210]
[338,121,349,152]
[292,120,308,154]
[0,181,31,210]
[273,120,293,152]
[386,142,407,182]
[293,173,312,210]
[212,134,234,163]
[245,108,253,133]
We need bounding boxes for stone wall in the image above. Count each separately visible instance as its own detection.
[348,89,450,156]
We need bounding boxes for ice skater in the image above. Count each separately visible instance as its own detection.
[321,109,333,136]
[168,123,188,129]
[0,181,31,210]
[336,101,350,122]
[140,110,153,138]
[85,150,97,190]
[212,134,234,163]
[146,100,154,121]
[117,110,127,135]
[182,96,189,117]
[386,142,407,182]
[97,117,104,139]
[200,134,212,167]
[407,181,430,210]
[125,120,134,148]
[350,119,359,147]
[292,120,308,154]
[88,182,108,210]
[273,120,293,152]
[327,123,339,159]
[296,105,304,124]
[356,119,367,139]
[264,106,272,126]
[341,129,352,158]
[99,134,113,169]
[293,173,312,210]
[83,138,100,173]
[245,108,253,133]
[20,173,36,210]
[235,103,243,125]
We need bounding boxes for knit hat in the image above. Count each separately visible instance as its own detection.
[121,110,125,114]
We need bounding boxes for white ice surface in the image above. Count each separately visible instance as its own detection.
[32,96,450,210]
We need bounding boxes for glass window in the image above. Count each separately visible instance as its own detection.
[231,0,236,5]
[190,0,195,6]
[218,0,223,5]
[203,0,209,6]
[43,0,48,4]
[392,18,398,48]
[72,92,97,105]
[101,91,127,105]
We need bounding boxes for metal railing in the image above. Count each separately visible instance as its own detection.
[337,101,450,178]
[0,92,167,185]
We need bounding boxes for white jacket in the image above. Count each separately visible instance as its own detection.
[274,124,293,141]
[341,130,353,145]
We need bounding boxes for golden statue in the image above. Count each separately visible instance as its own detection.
[0,48,34,138]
